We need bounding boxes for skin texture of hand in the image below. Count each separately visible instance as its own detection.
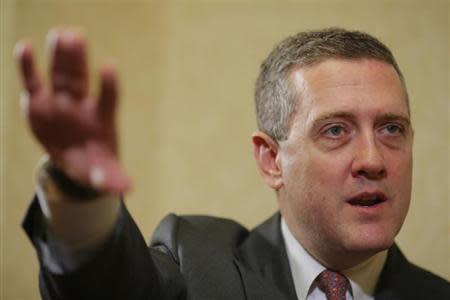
[15,29,131,195]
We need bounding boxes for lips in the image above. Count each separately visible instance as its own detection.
[347,192,387,207]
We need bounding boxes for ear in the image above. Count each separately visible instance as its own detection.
[252,131,283,190]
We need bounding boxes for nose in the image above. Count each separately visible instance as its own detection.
[351,133,386,180]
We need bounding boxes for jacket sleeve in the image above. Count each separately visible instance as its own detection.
[23,196,186,300]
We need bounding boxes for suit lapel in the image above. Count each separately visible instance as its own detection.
[235,213,298,300]
[374,244,415,300]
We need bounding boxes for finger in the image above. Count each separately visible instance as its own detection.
[49,29,89,100]
[97,65,118,124]
[15,41,43,96]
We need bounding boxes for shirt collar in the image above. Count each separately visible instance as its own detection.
[281,218,387,300]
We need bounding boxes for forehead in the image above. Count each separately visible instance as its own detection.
[289,58,409,125]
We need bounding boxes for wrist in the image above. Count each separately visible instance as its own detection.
[40,158,101,200]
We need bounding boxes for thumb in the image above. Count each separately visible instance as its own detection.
[85,142,131,195]
[88,160,132,195]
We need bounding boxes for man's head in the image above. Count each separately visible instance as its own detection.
[252,28,413,269]
[255,27,409,142]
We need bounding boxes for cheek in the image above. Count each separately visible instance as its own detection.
[281,149,351,206]
[279,146,353,220]
[391,156,412,206]
[303,152,350,190]
[386,151,413,186]
[285,156,345,215]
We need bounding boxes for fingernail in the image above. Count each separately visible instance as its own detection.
[13,41,26,59]
[46,29,58,52]
[90,166,105,188]
[65,31,76,43]
[20,91,30,117]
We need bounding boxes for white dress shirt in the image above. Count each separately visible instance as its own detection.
[281,218,387,300]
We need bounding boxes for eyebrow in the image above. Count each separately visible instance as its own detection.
[312,111,411,126]
[313,111,356,124]
[376,113,411,125]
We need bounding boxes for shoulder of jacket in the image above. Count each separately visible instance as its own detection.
[377,244,450,298]
[149,213,249,264]
[406,263,450,296]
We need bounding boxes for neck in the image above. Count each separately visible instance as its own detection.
[282,214,386,270]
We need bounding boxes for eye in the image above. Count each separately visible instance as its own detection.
[316,123,352,149]
[382,124,404,135]
[324,125,345,137]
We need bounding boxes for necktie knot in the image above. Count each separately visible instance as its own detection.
[317,269,350,300]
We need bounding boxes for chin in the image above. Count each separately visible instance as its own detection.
[344,229,396,255]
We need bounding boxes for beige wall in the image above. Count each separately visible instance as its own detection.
[1,0,449,298]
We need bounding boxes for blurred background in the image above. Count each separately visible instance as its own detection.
[1,0,448,298]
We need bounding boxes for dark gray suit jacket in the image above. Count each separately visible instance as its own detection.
[23,198,450,300]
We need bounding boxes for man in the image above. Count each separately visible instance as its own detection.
[17,28,449,299]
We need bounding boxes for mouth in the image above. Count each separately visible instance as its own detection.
[347,192,387,207]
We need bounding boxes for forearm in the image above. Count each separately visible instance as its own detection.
[37,157,120,251]
[24,198,163,300]
[35,156,120,271]
[24,158,165,299]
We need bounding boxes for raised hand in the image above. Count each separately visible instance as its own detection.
[15,29,131,195]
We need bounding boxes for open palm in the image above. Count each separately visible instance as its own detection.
[16,30,130,195]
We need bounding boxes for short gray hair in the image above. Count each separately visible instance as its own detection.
[255,27,408,141]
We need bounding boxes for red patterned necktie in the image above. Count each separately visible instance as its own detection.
[317,269,350,300]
